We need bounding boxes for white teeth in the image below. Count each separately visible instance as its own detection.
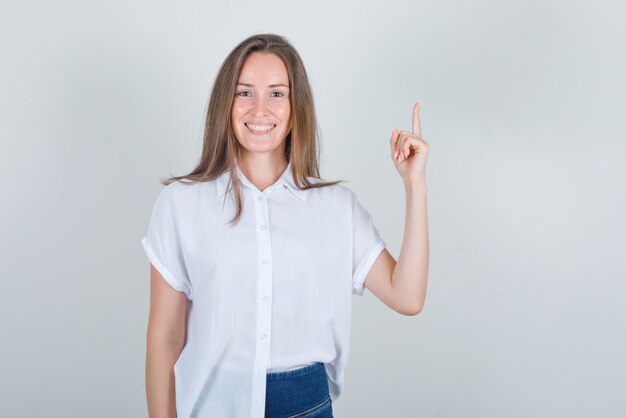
[246,123,275,132]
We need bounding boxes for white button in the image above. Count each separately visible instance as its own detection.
[257,195,263,201]
[260,224,267,230]
[260,333,267,340]
[262,258,270,264]
[261,295,269,301]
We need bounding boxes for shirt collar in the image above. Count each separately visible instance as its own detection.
[215,161,307,201]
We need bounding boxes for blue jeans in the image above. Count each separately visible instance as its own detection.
[265,362,334,417]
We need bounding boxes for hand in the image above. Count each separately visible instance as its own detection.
[390,101,430,184]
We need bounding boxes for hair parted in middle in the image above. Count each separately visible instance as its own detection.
[162,33,345,226]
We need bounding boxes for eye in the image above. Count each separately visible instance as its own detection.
[271,91,285,98]
[236,90,251,97]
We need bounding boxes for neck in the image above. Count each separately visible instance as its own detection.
[236,154,288,193]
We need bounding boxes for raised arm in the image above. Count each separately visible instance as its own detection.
[362,101,430,316]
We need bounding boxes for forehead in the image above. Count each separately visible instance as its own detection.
[237,52,289,85]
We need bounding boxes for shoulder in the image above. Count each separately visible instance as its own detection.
[156,179,189,201]
[155,178,212,209]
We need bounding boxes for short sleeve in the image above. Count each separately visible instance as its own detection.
[350,190,386,297]
[141,186,193,300]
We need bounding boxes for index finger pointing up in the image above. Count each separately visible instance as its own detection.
[412,101,422,137]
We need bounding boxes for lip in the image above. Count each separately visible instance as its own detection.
[245,122,277,136]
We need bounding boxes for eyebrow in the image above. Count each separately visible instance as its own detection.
[237,82,290,89]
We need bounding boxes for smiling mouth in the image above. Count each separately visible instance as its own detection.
[245,123,276,135]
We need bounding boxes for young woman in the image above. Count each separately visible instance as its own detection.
[142,33,429,418]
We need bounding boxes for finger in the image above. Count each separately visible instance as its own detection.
[401,135,411,160]
[390,128,400,159]
[412,101,422,138]
[395,130,407,161]
[399,137,410,162]
[396,130,411,160]
[401,134,428,161]
[390,128,400,147]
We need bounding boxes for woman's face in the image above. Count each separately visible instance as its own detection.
[231,52,291,158]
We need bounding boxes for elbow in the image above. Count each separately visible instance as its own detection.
[393,291,425,316]
[405,304,423,316]
[400,302,423,316]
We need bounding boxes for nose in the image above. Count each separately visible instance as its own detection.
[251,95,268,116]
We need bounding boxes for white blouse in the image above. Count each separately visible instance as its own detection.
[141,161,386,418]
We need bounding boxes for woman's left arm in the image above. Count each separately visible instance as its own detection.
[363,101,430,315]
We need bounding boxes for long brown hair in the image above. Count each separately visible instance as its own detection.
[161,33,344,226]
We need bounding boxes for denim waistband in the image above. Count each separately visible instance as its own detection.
[266,362,325,381]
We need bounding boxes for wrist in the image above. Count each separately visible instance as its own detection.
[404,177,427,190]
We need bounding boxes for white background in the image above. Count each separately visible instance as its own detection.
[1,0,625,416]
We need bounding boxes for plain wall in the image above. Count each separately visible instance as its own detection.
[1,0,625,416]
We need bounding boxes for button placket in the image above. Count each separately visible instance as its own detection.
[250,191,275,417]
